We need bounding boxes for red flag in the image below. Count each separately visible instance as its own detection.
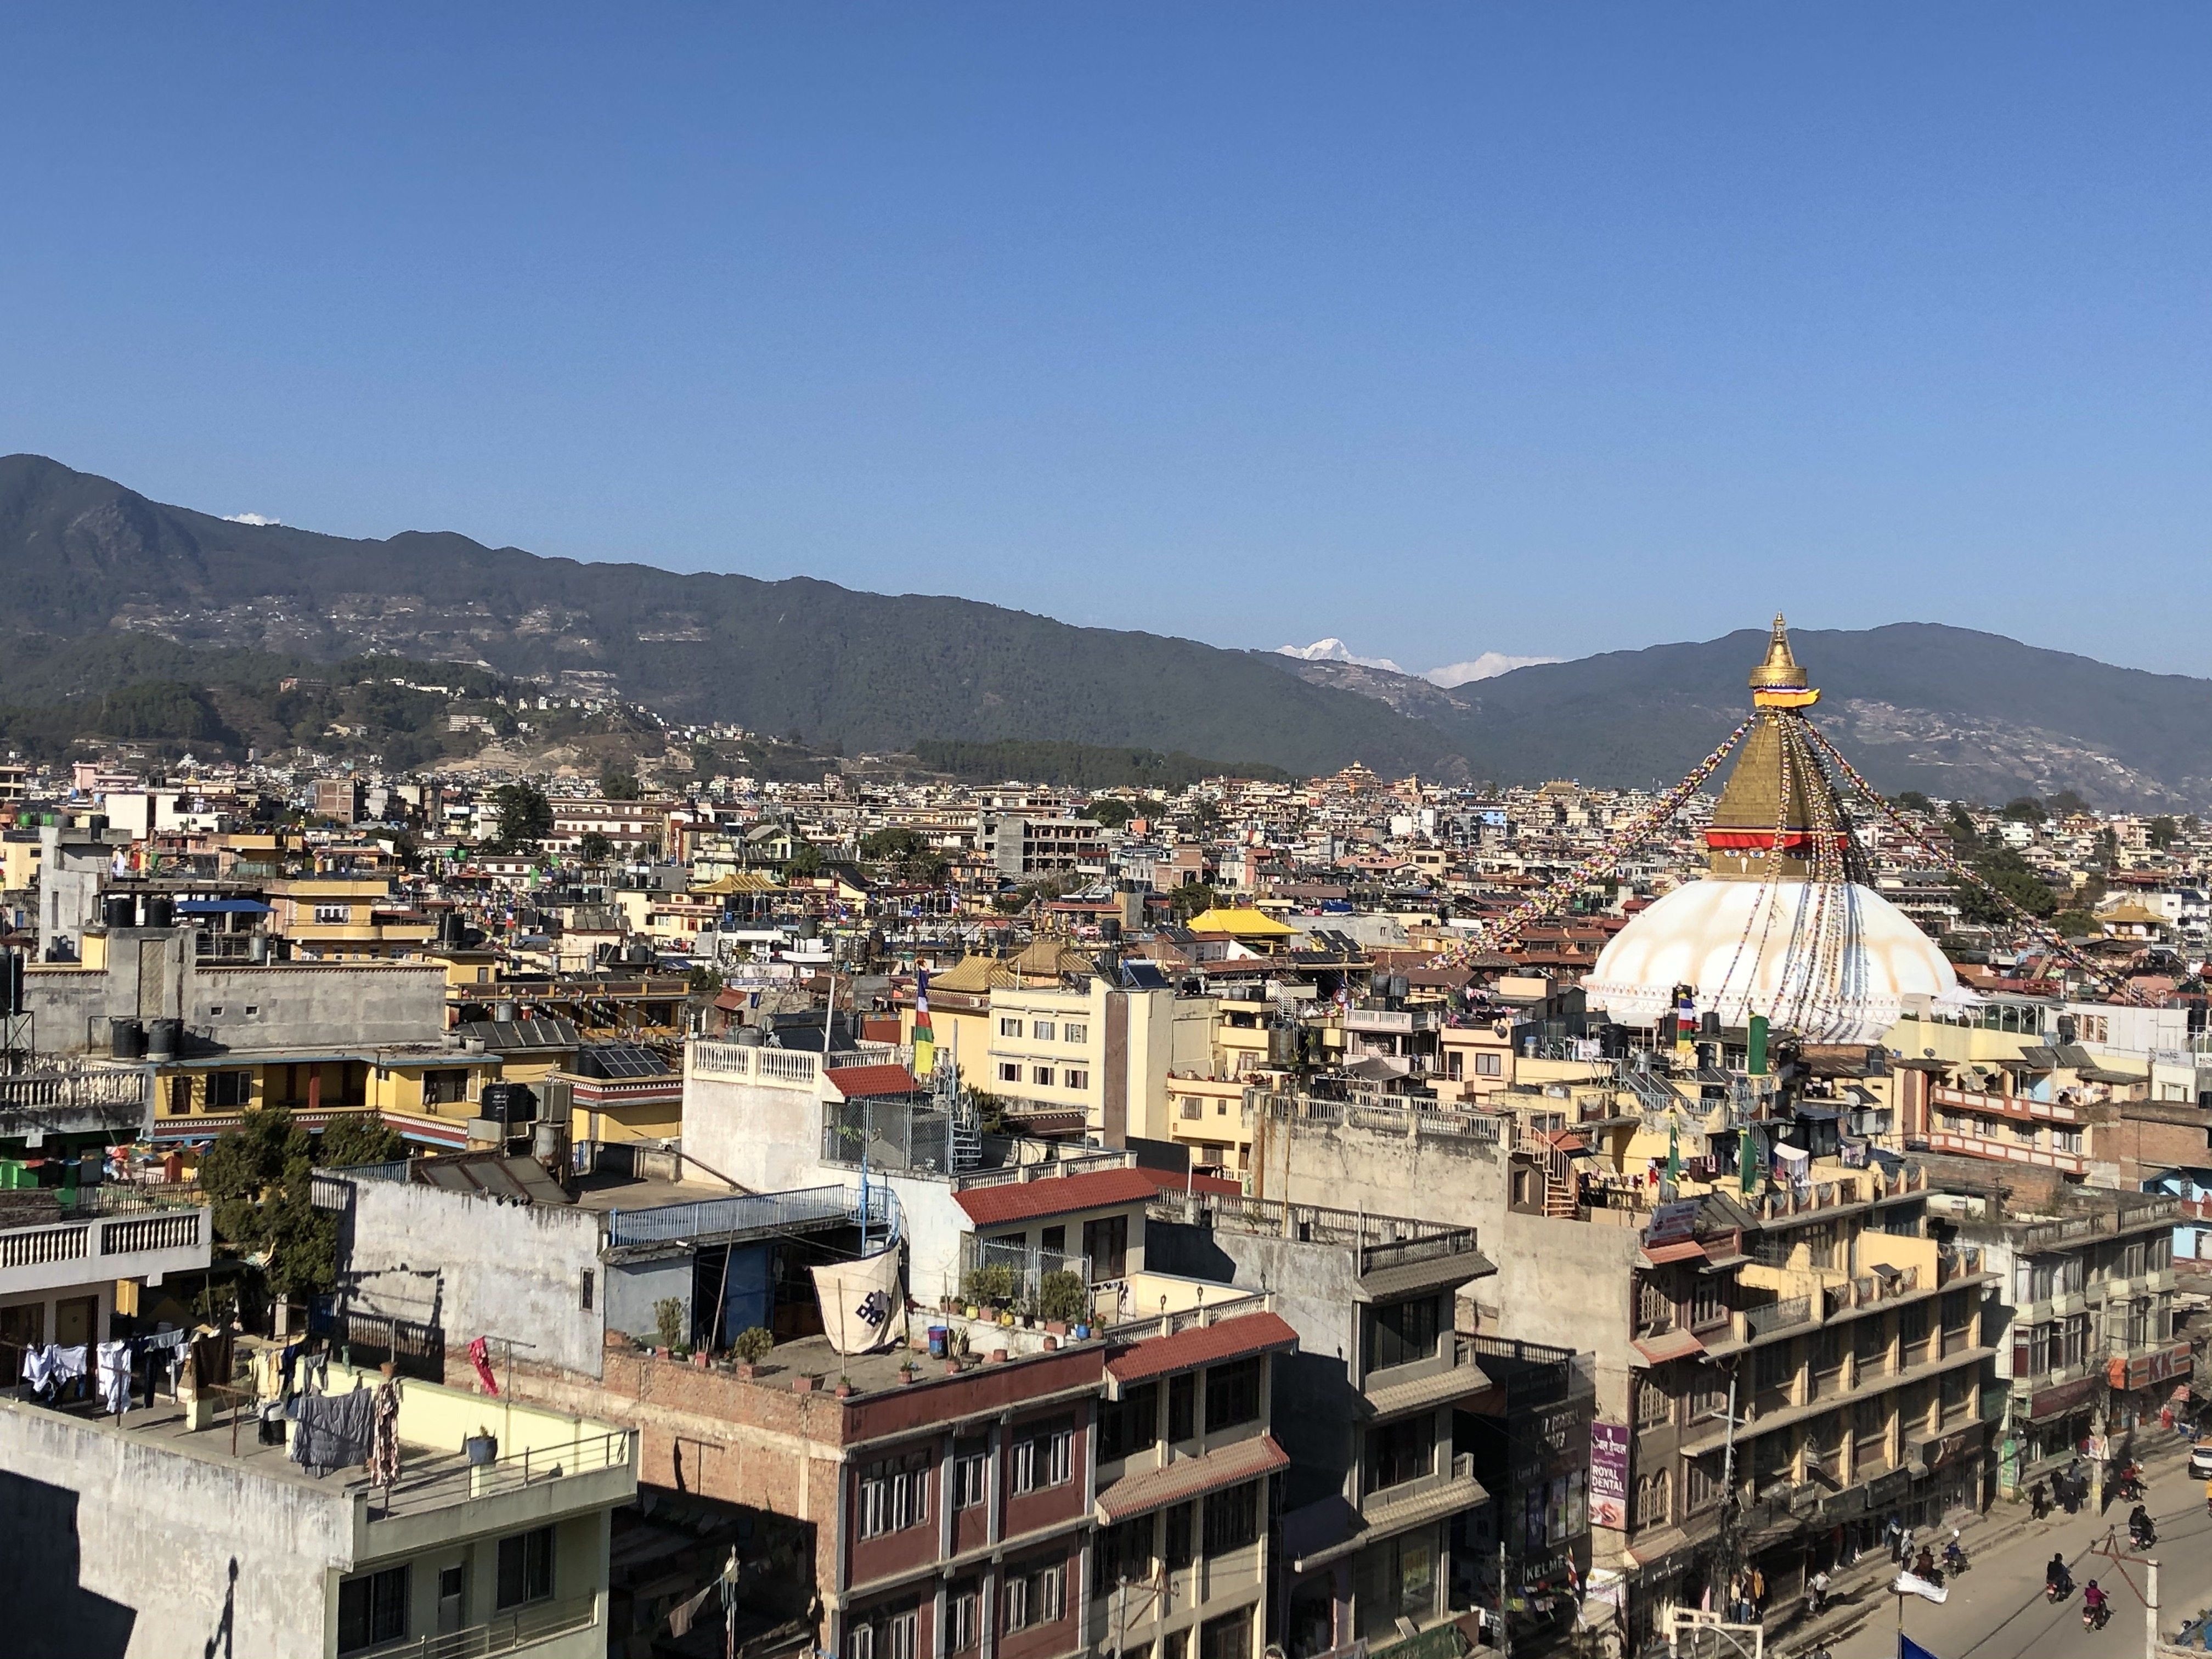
[469,1336,500,1395]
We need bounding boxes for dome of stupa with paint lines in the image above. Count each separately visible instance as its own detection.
[1582,617,1973,1045]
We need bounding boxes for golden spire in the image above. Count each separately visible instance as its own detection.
[1748,613,1818,709]
[1748,613,1804,690]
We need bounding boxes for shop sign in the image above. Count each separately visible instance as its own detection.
[2028,1374,2100,1422]
[1590,1422,1630,1530]
[1645,1199,1701,1246]
[1921,1425,1982,1471]
[1866,1468,1912,1508]
[1818,1487,1866,1523]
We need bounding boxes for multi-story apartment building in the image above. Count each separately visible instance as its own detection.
[1145,1189,1499,1659]
[1236,1088,1997,1654]
[1944,1178,2185,1492]
[980,813,1103,880]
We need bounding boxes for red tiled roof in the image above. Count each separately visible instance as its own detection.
[954,1167,1160,1227]
[1107,1311,1301,1386]
[826,1064,922,1099]
[1095,1433,1290,1524]
[1639,1240,1706,1266]
[1632,1329,1706,1367]
[1132,1165,1243,1199]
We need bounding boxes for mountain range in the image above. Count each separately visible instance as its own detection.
[4,453,2210,809]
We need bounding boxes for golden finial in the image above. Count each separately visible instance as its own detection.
[1748,613,1818,706]
[1748,613,1804,690]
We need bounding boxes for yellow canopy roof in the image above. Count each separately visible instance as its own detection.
[1185,906,1295,938]
[693,872,782,895]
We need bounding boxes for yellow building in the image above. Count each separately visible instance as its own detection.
[148,1042,506,1150]
[268,874,436,961]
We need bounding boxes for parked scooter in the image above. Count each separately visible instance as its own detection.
[1940,1531,1968,1576]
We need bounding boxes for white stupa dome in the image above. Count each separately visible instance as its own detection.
[1584,878,1973,1045]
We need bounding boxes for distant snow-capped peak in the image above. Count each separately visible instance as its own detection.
[1276,638,1407,673]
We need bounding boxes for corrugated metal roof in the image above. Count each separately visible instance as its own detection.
[410,1152,573,1205]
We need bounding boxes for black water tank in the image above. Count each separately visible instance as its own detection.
[0,952,22,1017]
[110,1017,147,1059]
[144,895,174,928]
[145,1018,182,1060]
[104,895,136,929]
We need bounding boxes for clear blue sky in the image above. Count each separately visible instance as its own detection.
[3,7,2207,676]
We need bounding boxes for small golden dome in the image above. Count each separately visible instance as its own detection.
[1748,613,1807,690]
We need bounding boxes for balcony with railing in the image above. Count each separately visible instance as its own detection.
[0,1186,210,1293]
[362,1594,600,1659]
[1359,1451,1485,1530]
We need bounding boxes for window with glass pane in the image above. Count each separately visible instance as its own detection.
[1202,1480,1259,1554]
[1100,1383,1158,1462]
[1368,1296,1440,1371]
[1365,1417,1434,1492]
[337,1565,408,1654]
[1163,1503,1194,1570]
[1205,1358,1261,1432]
[1167,1373,1195,1441]
[497,1526,554,1610]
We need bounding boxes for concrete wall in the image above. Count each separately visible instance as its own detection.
[0,1395,347,1659]
[1244,1110,1509,1226]
[337,1176,607,1379]
[27,933,448,1057]
[606,1254,692,1350]
[684,1072,831,1195]
[1465,1208,1641,1424]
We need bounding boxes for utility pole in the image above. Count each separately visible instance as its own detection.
[2147,1557,2159,1659]
[1498,1532,1510,1659]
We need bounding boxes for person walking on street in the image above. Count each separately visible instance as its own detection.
[2030,1480,2049,1520]
[1887,1515,1903,1563]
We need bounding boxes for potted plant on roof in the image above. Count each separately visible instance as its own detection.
[898,1357,922,1385]
[834,1374,855,1400]
[731,1325,775,1380]
[465,1425,499,1465]
[1038,1269,1086,1335]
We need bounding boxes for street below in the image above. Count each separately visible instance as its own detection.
[1823,1455,2212,1659]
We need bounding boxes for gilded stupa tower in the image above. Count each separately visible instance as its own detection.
[1701,616,1860,883]
[1581,615,1966,1041]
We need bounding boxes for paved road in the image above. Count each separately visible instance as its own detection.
[1820,1457,2212,1659]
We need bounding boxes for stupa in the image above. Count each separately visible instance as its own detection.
[1582,617,1972,1043]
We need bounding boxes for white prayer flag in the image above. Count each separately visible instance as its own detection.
[1893,1572,1948,1605]
[811,1241,910,1355]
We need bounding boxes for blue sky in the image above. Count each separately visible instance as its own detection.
[2,7,2207,676]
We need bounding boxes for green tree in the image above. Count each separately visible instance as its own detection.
[489,781,553,851]
[1169,882,1219,921]
[1954,841,2059,926]
[2149,815,2178,851]
[2046,789,2090,816]
[2001,797,2047,823]
[1895,791,1933,814]
[318,1113,405,1169]
[599,765,642,800]
[2051,909,2095,938]
[1082,798,1137,829]
[578,830,614,864]
[783,839,826,879]
[199,1108,336,1297]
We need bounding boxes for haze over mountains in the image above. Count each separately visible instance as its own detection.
[4,453,2211,809]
